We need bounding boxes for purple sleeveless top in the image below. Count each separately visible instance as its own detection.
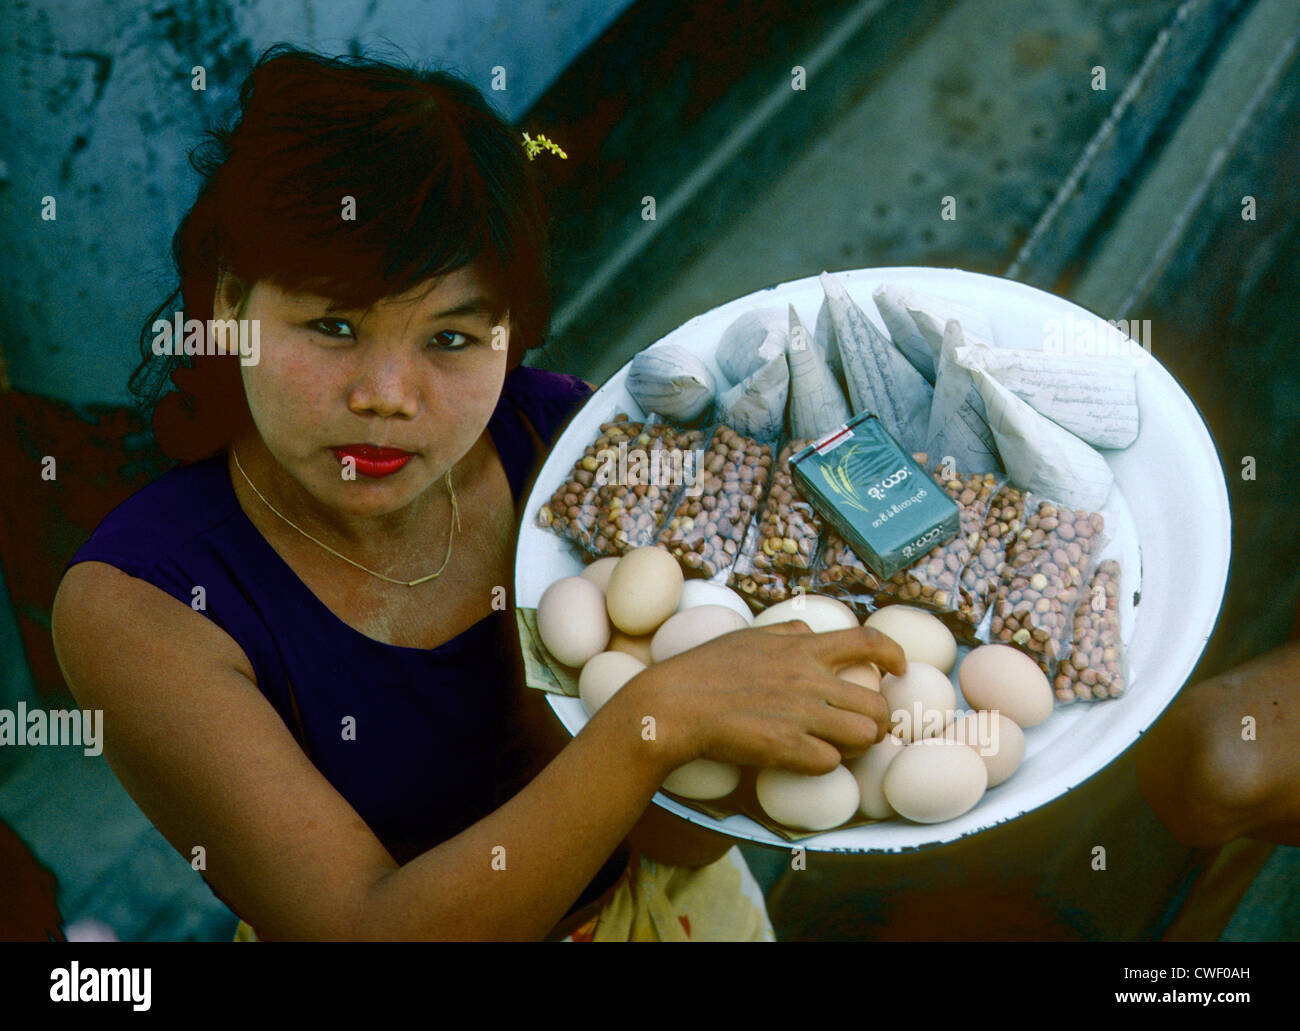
[67,366,594,869]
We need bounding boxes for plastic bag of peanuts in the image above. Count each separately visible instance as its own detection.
[656,423,774,579]
[954,481,1028,640]
[1055,558,1126,702]
[728,439,822,610]
[804,530,884,607]
[871,459,1007,628]
[729,562,818,610]
[535,415,707,558]
[990,493,1109,678]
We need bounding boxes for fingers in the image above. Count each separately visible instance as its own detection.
[764,672,889,765]
[818,672,891,727]
[732,623,898,745]
[809,625,908,677]
[762,714,884,775]
[784,735,846,776]
[703,678,886,774]
[671,620,903,774]
[804,700,887,759]
[814,674,890,746]
[747,620,907,677]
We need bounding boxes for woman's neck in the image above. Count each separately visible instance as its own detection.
[225,428,469,576]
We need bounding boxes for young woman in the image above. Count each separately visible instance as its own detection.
[50,44,902,941]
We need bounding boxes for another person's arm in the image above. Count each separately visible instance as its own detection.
[53,561,901,941]
[1136,640,1300,847]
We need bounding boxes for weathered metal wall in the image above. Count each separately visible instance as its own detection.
[0,0,634,405]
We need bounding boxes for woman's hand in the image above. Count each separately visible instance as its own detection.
[609,619,906,780]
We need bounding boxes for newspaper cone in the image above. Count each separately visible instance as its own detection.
[959,347,1139,449]
[926,319,1000,473]
[812,296,845,386]
[959,344,1114,510]
[819,270,932,452]
[716,352,788,440]
[786,304,850,439]
[626,344,716,423]
[872,283,996,384]
[716,308,788,387]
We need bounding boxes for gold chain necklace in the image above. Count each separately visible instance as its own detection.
[231,446,460,587]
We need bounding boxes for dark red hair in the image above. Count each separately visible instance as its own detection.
[130,43,554,463]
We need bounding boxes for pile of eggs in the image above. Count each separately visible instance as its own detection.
[534,547,1055,835]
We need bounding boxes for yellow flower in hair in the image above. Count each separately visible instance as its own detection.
[522,131,567,161]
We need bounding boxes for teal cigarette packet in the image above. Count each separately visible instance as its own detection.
[790,413,960,581]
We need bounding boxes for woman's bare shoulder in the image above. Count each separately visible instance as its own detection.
[54,559,257,686]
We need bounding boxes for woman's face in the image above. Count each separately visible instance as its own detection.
[222,264,508,522]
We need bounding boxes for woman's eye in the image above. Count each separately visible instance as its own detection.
[430,331,473,351]
[309,320,474,350]
[312,318,354,339]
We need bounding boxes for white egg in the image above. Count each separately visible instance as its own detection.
[536,576,610,667]
[958,644,1054,728]
[944,711,1025,787]
[578,651,647,716]
[676,580,754,623]
[864,604,958,673]
[650,605,748,663]
[837,662,881,691]
[752,594,858,633]
[846,735,905,819]
[579,556,621,593]
[605,547,684,636]
[755,765,861,832]
[661,759,741,800]
[880,662,959,742]
[882,739,988,824]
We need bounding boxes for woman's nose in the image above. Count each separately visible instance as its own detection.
[346,346,421,419]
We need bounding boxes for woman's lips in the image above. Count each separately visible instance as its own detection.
[331,444,414,478]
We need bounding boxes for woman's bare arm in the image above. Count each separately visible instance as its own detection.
[54,561,899,940]
[510,673,733,868]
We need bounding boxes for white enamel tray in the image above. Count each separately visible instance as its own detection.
[515,267,1231,852]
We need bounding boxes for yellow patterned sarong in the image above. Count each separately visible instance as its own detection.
[571,846,774,942]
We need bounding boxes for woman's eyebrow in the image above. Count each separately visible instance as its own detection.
[319,296,497,320]
[421,296,497,320]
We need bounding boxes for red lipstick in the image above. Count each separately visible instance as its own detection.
[332,444,414,478]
